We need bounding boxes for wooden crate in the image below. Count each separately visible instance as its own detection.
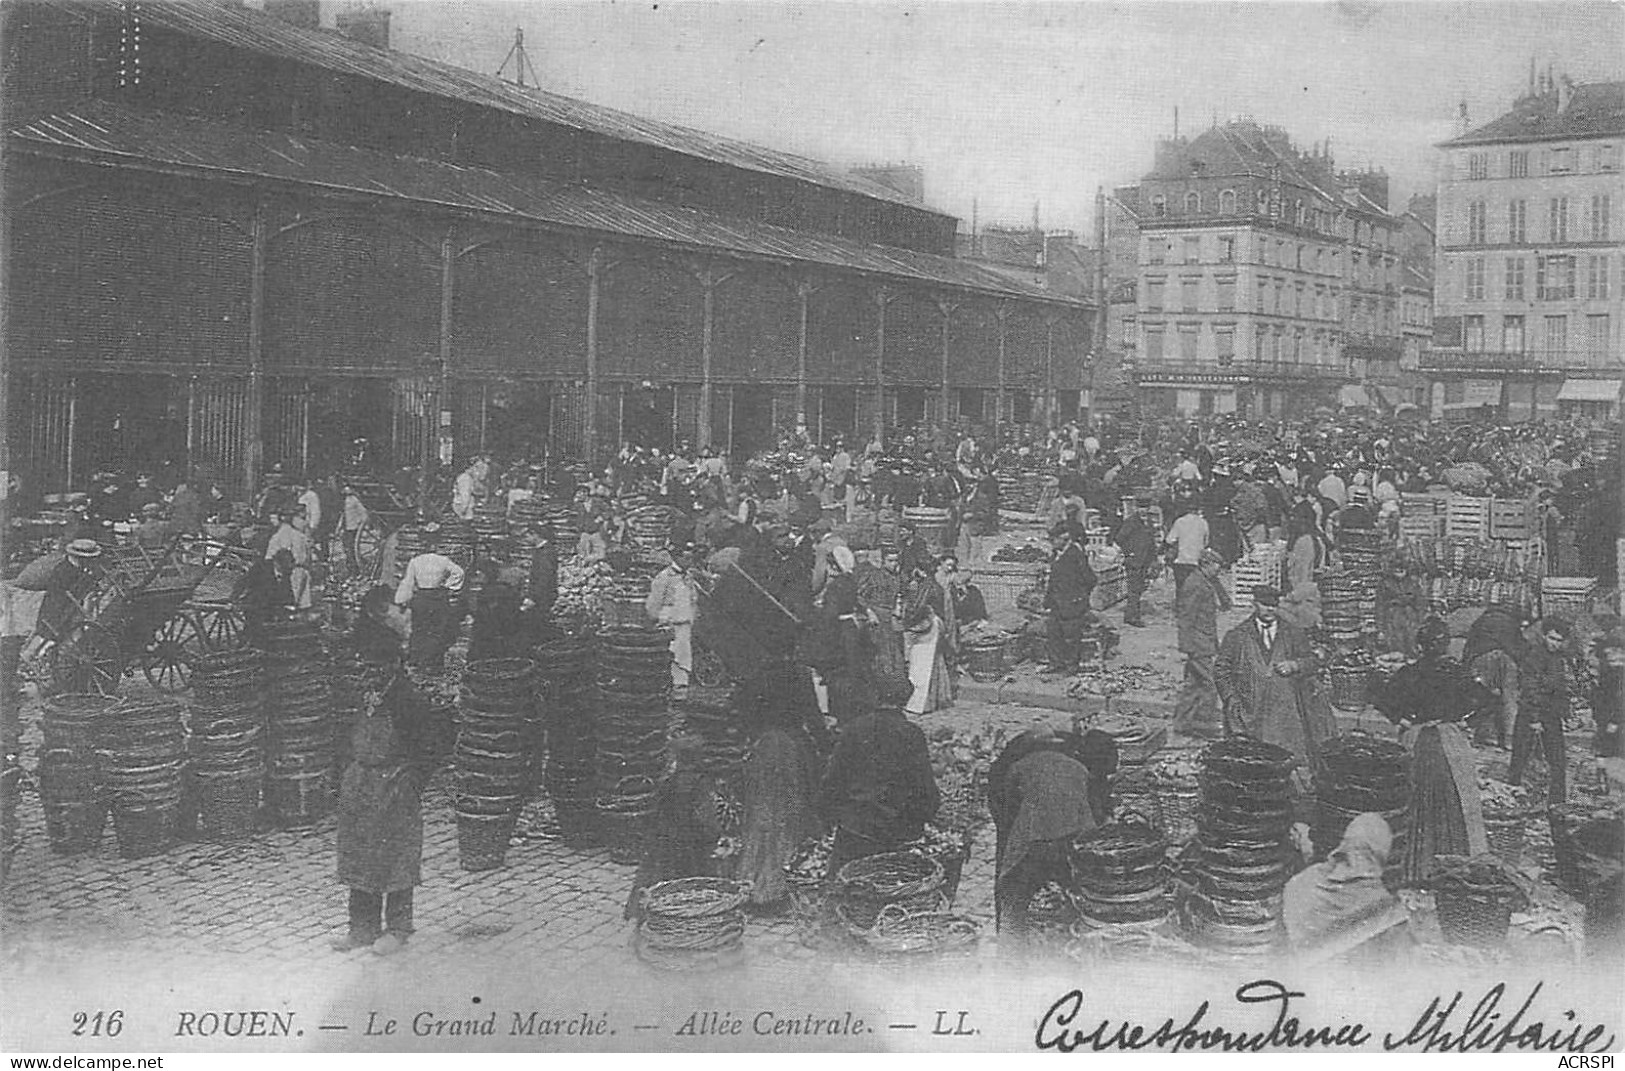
[1400,492,1448,518]
[1445,495,1492,541]
[1092,565,1127,610]
[1399,514,1445,542]
[1490,497,1535,542]
[1541,577,1598,621]
[970,563,1047,617]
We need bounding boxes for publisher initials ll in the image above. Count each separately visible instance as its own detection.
[933,1011,975,1036]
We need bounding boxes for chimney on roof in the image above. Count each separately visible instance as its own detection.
[336,3,391,50]
[1457,100,1471,137]
[264,0,320,30]
[1558,74,1575,112]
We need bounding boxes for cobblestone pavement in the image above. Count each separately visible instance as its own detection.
[3,572,1616,1052]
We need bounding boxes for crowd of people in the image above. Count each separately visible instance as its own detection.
[4,407,1619,962]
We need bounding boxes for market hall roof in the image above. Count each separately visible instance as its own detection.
[9,102,1084,308]
[54,0,939,215]
[1444,81,1625,147]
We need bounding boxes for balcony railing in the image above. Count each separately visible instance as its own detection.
[1131,359,1354,383]
[1419,349,1622,372]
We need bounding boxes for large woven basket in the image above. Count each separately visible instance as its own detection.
[1484,811,1530,868]
[1435,891,1514,948]
[456,810,518,871]
[1328,666,1372,711]
[833,852,944,930]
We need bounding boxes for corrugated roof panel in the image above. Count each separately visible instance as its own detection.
[9,102,1080,308]
[62,0,937,214]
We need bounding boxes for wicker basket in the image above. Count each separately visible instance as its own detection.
[456,810,518,871]
[1483,812,1529,867]
[963,639,1007,682]
[111,804,178,859]
[1328,666,1372,711]
[1151,782,1201,845]
[194,772,262,842]
[1435,891,1515,948]
[833,852,944,930]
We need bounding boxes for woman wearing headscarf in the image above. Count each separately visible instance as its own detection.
[1283,812,1412,966]
[333,597,436,955]
[1373,617,1493,886]
[735,668,825,912]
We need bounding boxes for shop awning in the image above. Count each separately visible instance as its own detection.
[1557,379,1622,403]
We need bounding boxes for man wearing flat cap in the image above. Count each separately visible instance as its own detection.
[1216,584,1336,773]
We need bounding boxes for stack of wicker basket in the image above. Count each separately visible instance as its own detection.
[1070,813,1172,929]
[259,620,336,829]
[1183,737,1296,955]
[1313,734,1411,863]
[595,626,674,863]
[454,658,536,870]
[97,697,187,858]
[534,636,599,846]
[188,649,268,841]
[677,687,749,783]
[38,693,116,854]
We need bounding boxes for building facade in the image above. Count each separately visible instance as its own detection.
[1,0,1092,495]
[1428,75,1624,422]
[1117,121,1406,419]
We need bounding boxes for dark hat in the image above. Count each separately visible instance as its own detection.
[1251,585,1282,606]
[876,672,915,707]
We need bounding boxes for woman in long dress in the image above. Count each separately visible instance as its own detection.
[1372,616,1493,886]
[854,549,906,683]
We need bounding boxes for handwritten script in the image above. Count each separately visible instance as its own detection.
[1035,980,1617,1054]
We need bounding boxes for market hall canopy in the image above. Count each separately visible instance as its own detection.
[9,102,1085,311]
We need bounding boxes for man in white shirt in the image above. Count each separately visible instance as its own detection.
[265,511,312,567]
[395,548,466,670]
[1316,468,1348,510]
[645,543,700,694]
[297,483,323,549]
[1164,505,1210,594]
[452,458,489,522]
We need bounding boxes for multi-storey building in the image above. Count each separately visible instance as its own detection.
[1117,120,1403,418]
[1429,74,1624,423]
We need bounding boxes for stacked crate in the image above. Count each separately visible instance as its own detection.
[1398,495,1446,543]
[1542,577,1598,622]
[1230,542,1285,611]
[1445,495,1492,541]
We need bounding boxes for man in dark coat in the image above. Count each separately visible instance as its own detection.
[988,726,1116,942]
[333,611,434,955]
[1512,617,1575,806]
[1216,586,1335,776]
[1174,549,1230,739]
[1044,523,1096,674]
[819,673,940,879]
[1115,499,1158,628]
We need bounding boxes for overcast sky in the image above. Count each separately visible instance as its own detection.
[375,0,1623,236]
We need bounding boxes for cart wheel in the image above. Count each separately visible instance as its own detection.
[200,607,248,653]
[355,519,386,580]
[50,625,124,697]
[143,615,200,692]
[693,647,729,689]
